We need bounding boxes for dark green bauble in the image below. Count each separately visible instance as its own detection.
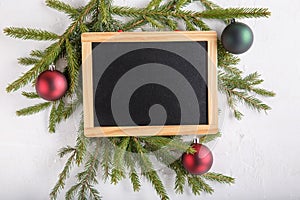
[221,21,254,54]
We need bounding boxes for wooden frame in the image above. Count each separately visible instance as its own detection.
[81,31,218,137]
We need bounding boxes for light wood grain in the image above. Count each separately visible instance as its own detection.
[82,42,94,130]
[81,31,217,42]
[208,38,218,127]
[85,125,219,137]
[81,31,218,137]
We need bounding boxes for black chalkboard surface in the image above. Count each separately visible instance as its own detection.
[82,32,218,137]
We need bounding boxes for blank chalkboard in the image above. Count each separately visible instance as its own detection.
[82,31,218,137]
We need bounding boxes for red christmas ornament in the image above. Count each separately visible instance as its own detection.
[182,140,213,175]
[35,69,68,101]
[117,30,123,32]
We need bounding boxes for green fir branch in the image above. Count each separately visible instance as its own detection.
[48,100,65,133]
[46,0,80,19]
[200,8,271,19]
[146,0,164,10]
[121,17,146,31]
[61,98,81,120]
[129,170,141,192]
[111,6,270,20]
[111,137,130,184]
[202,172,235,184]
[50,150,76,200]
[30,50,46,58]
[3,27,60,41]
[134,138,169,200]
[65,38,79,94]
[6,42,62,92]
[142,136,194,153]
[100,138,113,181]
[67,146,101,200]
[124,144,141,192]
[58,146,76,158]
[18,57,40,66]
[75,117,89,166]
[174,168,186,194]
[200,132,222,144]
[49,102,58,133]
[187,176,214,195]
[65,183,81,200]
[200,0,221,10]
[16,102,51,116]
[21,91,40,99]
[169,160,188,194]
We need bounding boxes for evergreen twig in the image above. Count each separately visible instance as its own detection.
[16,102,51,116]
[21,91,40,99]
[46,0,80,19]
[3,27,60,41]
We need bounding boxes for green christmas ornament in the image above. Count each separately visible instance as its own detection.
[221,20,254,54]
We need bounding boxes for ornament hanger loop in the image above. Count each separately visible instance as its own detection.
[230,18,236,24]
[193,137,200,144]
[49,63,55,71]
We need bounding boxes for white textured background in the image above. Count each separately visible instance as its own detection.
[1,0,300,199]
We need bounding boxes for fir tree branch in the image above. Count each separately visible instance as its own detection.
[134,138,169,200]
[58,146,76,158]
[111,7,270,20]
[3,27,60,41]
[124,143,141,192]
[145,16,164,29]
[65,183,81,200]
[49,102,58,133]
[174,169,186,194]
[48,100,65,133]
[199,0,221,10]
[65,38,79,94]
[16,102,51,116]
[21,91,40,99]
[6,42,62,92]
[111,137,130,184]
[46,0,80,19]
[199,132,222,144]
[68,145,101,200]
[142,136,194,153]
[175,0,192,10]
[30,50,45,58]
[99,0,109,25]
[187,176,214,195]
[202,172,235,184]
[121,17,146,31]
[61,98,81,120]
[146,0,164,10]
[201,8,271,19]
[50,150,76,200]
[75,117,89,166]
[18,57,40,66]
[169,160,188,194]
[129,170,141,192]
[100,138,113,181]
[225,88,272,112]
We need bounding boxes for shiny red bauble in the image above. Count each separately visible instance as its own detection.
[35,70,68,101]
[182,143,213,175]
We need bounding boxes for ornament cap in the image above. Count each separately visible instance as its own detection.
[230,18,236,24]
[49,63,55,71]
[193,137,200,144]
